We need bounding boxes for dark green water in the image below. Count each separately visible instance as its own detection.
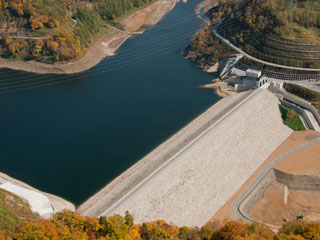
[0,0,220,205]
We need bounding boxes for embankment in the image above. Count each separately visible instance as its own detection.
[78,89,292,227]
[77,91,252,217]
[0,0,177,74]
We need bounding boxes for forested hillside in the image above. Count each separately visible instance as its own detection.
[207,0,320,69]
[0,0,153,62]
[1,189,320,240]
[185,0,320,72]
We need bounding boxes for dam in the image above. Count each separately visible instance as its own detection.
[79,89,293,227]
[0,0,219,204]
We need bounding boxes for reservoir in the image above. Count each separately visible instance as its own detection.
[0,0,220,205]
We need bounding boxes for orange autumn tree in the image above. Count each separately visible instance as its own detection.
[5,209,320,240]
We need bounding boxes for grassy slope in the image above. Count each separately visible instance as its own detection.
[279,105,305,131]
[0,189,38,236]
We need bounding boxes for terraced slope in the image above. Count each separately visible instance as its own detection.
[209,0,320,69]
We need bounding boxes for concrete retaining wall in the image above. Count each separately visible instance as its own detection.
[235,84,249,92]
[274,169,320,191]
[237,168,320,225]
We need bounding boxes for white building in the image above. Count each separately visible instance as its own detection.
[235,69,267,91]
[0,182,54,218]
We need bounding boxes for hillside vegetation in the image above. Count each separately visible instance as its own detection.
[186,0,320,72]
[279,105,305,131]
[1,189,320,240]
[183,26,234,71]
[0,0,153,63]
[0,189,38,237]
[211,0,320,69]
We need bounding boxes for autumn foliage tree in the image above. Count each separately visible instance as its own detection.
[0,0,155,63]
[2,208,320,240]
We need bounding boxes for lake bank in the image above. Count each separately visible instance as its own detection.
[0,172,75,213]
[0,0,177,75]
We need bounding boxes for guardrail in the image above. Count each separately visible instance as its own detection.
[235,62,320,81]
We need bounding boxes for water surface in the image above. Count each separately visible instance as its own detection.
[0,0,220,205]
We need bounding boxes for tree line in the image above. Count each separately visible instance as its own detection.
[0,0,154,62]
[2,209,320,240]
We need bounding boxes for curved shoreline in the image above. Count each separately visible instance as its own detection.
[0,0,177,75]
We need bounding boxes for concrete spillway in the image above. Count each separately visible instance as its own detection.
[95,89,292,227]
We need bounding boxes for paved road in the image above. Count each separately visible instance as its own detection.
[213,23,320,72]
[101,89,261,217]
[305,110,320,131]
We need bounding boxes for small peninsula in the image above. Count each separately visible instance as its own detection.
[0,0,176,74]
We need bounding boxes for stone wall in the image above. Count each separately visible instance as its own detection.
[274,168,320,191]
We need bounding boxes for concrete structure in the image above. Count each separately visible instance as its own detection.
[246,69,262,78]
[0,172,75,214]
[219,54,243,78]
[233,69,267,92]
[243,69,267,88]
[0,182,54,218]
[78,91,254,218]
[98,89,292,227]
[235,84,248,92]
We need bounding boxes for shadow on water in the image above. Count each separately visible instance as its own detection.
[0,0,220,205]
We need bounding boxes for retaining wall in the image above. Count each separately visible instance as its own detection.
[274,169,320,191]
[237,168,320,225]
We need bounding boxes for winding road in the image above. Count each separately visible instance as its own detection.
[213,23,320,72]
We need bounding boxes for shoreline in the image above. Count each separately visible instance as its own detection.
[0,0,177,75]
[0,172,75,214]
[199,80,237,97]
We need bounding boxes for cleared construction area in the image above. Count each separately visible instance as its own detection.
[250,137,320,227]
[210,130,320,229]
[97,89,292,227]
